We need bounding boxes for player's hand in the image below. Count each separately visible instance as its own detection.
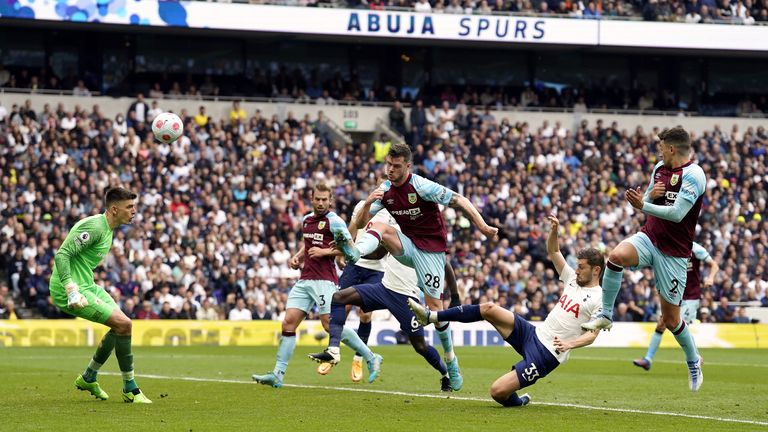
[480,224,499,240]
[703,276,715,287]
[308,247,329,259]
[366,188,385,205]
[65,283,89,309]
[546,215,559,233]
[289,255,302,269]
[553,336,571,353]
[336,255,347,270]
[648,182,666,200]
[625,187,644,210]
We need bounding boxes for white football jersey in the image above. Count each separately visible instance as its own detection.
[535,264,603,363]
[350,200,419,298]
[381,252,420,299]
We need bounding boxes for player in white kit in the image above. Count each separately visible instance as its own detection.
[409,215,605,406]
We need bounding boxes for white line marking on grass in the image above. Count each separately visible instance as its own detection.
[102,372,768,427]
[573,356,768,369]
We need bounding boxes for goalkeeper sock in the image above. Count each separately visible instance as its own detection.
[115,334,138,392]
[83,331,117,382]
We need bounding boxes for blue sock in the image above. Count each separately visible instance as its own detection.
[273,331,296,378]
[328,302,347,348]
[356,230,382,256]
[671,321,699,363]
[437,304,482,323]
[355,321,372,357]
[645,329,664,361]
[341,327,374,362]
[501,392,525,407]
[420,345,447,375]
[600,261,624,320]
[436,323,455,361]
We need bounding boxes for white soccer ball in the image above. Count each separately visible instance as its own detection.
[152,112,184,144]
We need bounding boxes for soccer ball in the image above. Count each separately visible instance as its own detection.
[152,112,183,144]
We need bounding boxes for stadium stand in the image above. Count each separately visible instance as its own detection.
[1,94,765,323]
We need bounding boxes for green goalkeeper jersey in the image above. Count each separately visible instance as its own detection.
[51,214,113,289]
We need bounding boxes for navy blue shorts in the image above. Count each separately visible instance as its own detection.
[505,314,560,389]
[355,282,423,337]
[339,264,384,289]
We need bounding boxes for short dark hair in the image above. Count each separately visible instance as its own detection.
[387,142,412,162]
[105,187,137,208]
[577,248,605,275]
[658,126,690,152]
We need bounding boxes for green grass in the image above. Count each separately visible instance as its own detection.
[1,346,767,431]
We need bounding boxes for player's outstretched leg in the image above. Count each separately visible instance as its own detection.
[76,330,117,400]
[670,320,703,391]
[334,232,361,264]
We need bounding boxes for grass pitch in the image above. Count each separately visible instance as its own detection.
[1,346,766,431]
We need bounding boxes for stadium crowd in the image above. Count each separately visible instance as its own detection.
[0,95,765,324]
[3,60,767,117]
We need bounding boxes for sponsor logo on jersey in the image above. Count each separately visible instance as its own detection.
[303,233,324,242]
[670,173,679,186]
[318,221,326,230]
[390,208,422,217]
[408,193,417,204]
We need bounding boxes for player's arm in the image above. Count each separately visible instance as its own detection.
[54,220,99,308]
[703,257,719,286]
[421,177,497,239]
[289,245,305,269]
[629,167,705,223]
[643,163,664,202]
[694,244,720,286]
[545,215,567,275]
[351,188,385,233]
[553,330,599,353]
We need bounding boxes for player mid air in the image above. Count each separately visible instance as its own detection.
[409,215,604,406]
[634,241,719,371]
[334,143,498,391]
[582,126,707,391]
[309,203,463,391]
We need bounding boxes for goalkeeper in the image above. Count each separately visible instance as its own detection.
[49,187,152,404]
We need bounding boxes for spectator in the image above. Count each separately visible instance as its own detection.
[229,100,247,125]
[127,93,148,124]
[197,298,219,320]
[72,80,91,97]
[253,301,273,320]
[229,298,253,320]
[136,301,159,320]
[389,100,407,137]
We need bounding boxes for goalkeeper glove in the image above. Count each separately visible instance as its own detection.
[66,283,89,309]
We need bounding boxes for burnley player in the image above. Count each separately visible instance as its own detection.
[409,215,604,406]
[582,126,706,391]
[309,213,461,392]
[335,143,498,391]
[634,241,719,371]
[316,199,389,382]
[50,187,151,403]
[252,183,383,388]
